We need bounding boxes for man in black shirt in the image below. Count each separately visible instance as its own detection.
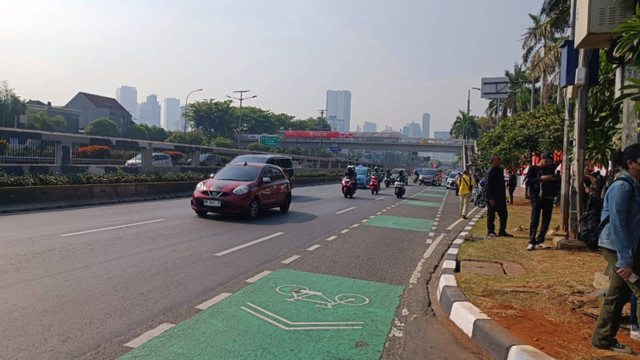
[507,169,517,205]
[485,155,512,237]
[525,152,559,251]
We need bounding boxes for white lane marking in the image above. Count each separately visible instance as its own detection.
[307,244,321,251]
[350,224,360,228]
[196,293,233,310]
[369,215,376,218]
[361,219,368,223]
[467,207,479,218]
[429,232,435,237]
[381,209,387,212]
[426,239,433,244]
[375,197,386,201]
[246,270,272,283]
[282,255,301,264]
[409,259,426,284]
[433,222,438,226]
[377,212,383,215]
[124,323,175,348]
[241,303,363,330]
[340,229,350,234]
[326,236,338,241]
[422,233,446,259]
[447,218,464,231]
[215,232,284,256]
[315,192,330,196]
[60,219,165,237]
[336,207,356,214]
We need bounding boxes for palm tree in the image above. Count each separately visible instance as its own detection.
[450,110,480,165]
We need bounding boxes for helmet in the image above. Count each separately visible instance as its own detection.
[399,170,404,175]
[347,165,354,171]
[374,167,379,171]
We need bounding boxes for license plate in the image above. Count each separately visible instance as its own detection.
[204,199,221,207]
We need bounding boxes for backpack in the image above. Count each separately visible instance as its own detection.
[580,177,634,250]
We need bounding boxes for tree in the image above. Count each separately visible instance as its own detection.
[83,118,120,137]
[144,125,168,141]
[122,124,149,140]
[449,110,480,140]
[614,5,640,114]
[165,131,208,145]
[0,81,27,128]
[247,143,269,152]
[211,137,235,148]
[188,99,235,138]
[24,110,67,132]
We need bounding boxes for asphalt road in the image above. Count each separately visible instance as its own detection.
[0,182,486,360]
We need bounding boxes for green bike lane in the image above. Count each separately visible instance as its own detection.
[118,187,461,360]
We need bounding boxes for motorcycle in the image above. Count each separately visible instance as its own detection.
[341,177,356,198]
[471,180,487,208]
[412,173,419,183]
[369,175,380,195]
[384,174,392,188]
[394,180,406,199]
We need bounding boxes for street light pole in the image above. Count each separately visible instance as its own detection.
[184,88,203,133]
[463,87,481,170]
[227,90,257,149]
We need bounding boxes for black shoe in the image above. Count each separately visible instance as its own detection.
[462,215,468,219]
[498,232,514,237]
[487,232,497,237]
[595,340,633,354]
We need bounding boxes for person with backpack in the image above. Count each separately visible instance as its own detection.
[592,144,640,354]
[525,152,559,251]
[457,170,474,219]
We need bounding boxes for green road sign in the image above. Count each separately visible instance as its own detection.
[119,269,404,360]
[261,136,279,147]
[362,215,434,232]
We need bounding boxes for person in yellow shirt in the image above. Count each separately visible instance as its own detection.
[457,170,474,219]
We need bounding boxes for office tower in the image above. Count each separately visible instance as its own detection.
[326,90,351,132]
[422,113,430,138]
[434,131,451,140]
[139,94,161,127]
[163,98,181,131]
[116,86,138,120]
[363,121,376,132]
[402,122,422,138]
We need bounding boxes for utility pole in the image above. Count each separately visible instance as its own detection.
[619,66,640,148]
[560,0,577,234]
[571,48,590,239]
[184,88,203,133]
[227,90,257,149]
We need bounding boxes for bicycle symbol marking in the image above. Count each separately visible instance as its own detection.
[276,285,370,309]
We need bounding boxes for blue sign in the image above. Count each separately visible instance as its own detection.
[330,147,341,152]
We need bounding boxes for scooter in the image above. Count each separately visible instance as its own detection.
[384,174,392,188]
[471,180,487,208]
[394,180,406,199]
[412,173,419,183]
[370,175,380,195]
[341,177,356,198]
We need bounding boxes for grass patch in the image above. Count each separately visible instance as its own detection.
[457,197,635,359]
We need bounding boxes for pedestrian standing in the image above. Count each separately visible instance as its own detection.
[454,171,461,196]
[525,152,559,251]
[485,155,512,237]
[592,144,640,354]
[457,170,474,219]
[507,170,517,205]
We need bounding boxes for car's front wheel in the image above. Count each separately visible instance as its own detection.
[247,198,260,219]
[280,194,291,213]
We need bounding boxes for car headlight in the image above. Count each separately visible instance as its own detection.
[233,185,249,195]
[195,181,205,191]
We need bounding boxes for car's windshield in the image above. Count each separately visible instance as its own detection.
[422,170,437,176]
[214,166,260,181]
[391,169,400,175]
[355,168,369,175]
[448,173,459,179]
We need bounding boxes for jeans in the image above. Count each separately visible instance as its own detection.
[459,193,470,217]
[487,198,508,234]
[592,248,640,348]
[529,197,554,245]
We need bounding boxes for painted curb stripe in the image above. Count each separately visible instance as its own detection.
[449,302,490,337]
[124,323,175,348]
[196,293,233,310]
[245,270,272,283]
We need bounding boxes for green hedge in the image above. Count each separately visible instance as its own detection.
[0,171,208,187]
[295,171,341,178]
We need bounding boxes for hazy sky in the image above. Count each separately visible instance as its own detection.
[2,0,540,135]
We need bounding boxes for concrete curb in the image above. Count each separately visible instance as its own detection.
[437,208,554,360]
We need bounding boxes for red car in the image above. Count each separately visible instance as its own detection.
[191,162,292,219]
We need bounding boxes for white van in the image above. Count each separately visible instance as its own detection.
[125,153,173,166]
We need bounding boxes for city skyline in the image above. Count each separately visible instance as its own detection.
[2,1,539,135]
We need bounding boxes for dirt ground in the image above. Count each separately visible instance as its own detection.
[457,196,639,360]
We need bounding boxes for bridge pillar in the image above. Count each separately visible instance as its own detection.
[191,150,201,167]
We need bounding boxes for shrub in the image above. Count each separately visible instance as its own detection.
[0,139,8,155]
[75,145,112,159]
[0,171,208,187]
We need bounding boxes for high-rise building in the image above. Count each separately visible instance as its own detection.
[139,94,161,127]
[326,90,351,132]
[402,122,422,138]
[116,86,138,120]
[356,125,362,133]
[422,113,430,138]
[434,131,450,140]
[163,98,181,131]
[363,121,376,132]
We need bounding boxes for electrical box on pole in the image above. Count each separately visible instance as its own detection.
[575,0,634,49]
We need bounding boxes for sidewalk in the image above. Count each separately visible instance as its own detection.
[447,187,638,359]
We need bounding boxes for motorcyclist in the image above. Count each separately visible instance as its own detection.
[371,166,381,190]
[396,169,406,184]
[344,165,357,190]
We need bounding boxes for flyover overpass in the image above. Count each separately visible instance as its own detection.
[239,136,466,153]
